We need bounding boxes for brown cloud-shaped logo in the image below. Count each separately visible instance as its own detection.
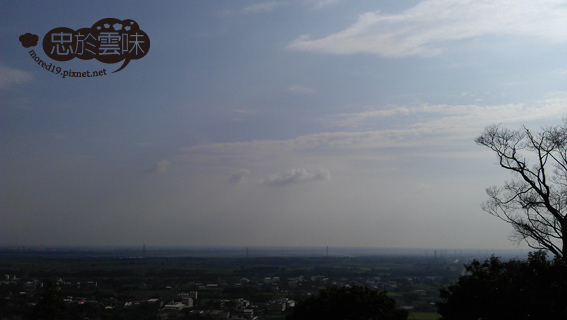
[40,18,149,73]
[19,33,39,48]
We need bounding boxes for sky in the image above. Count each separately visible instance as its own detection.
[1,0,566,250]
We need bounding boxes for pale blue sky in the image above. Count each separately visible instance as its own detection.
[1,0,566,249]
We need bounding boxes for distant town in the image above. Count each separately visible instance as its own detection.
[0,246,527,320]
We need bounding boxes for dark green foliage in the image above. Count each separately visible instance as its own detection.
[437,251,567,320]
[33,280,67,320]
[287,285,408,320]
[401,292,419,305]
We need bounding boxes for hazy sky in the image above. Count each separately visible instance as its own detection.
[1,0,566,249]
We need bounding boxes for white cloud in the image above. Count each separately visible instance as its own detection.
[229,169,250,183]
[0,65,34,89]
[304,0,343,9]
[550,68,567,77]
[326,99,567,131]
[177,98,566,172]
[313,167,331,181]
[287,0,567,57]
[263,168,331,186]
[151,159,170,173]
[242,1,279,14]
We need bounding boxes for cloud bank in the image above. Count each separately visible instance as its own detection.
[242,1,279,14]
[0,65,34,89]
[150,159,170,173]
[180,98,566,169]
[287,0,567,57]
[229,169,250,183]
[263,168,331,186]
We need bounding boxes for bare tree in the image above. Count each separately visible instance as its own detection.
[475,119,567,260]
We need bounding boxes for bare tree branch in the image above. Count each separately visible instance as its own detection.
[475,119,567,260]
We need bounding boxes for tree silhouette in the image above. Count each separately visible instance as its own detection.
[287,285,408,320]
[475,119,567,259]
[437,251,567,319]
[33,280,66,320]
